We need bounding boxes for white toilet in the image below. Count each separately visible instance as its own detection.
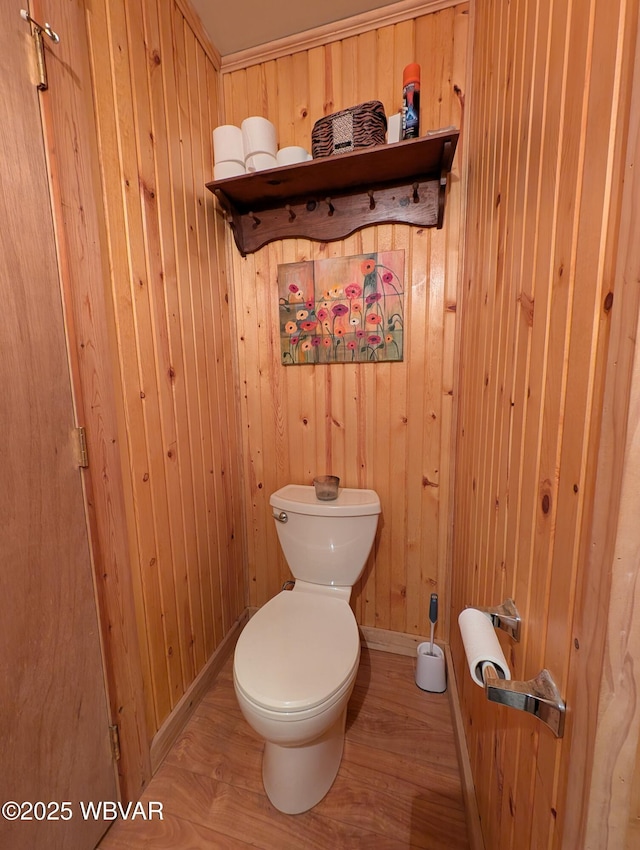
[233,483,381,814]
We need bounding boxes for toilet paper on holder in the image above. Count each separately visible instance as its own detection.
[458,607,510,687]
[458,605,566,737]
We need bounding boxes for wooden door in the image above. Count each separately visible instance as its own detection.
[0,6,117,849]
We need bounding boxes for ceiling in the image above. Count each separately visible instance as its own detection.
[190,0,394,56]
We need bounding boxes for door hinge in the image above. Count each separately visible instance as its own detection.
[74,426,89,468]
[109,724,121,762]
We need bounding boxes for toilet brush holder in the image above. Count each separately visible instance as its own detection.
[415,642,447,693]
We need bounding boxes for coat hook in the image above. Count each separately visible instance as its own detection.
[285,204,296,222]
[412,182,420,203]
[368,190,376,210]
[20,9,60,42]
[325,197,335,217]
[249,211,261,228]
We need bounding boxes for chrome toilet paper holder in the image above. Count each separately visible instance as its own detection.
[461,600,565,736]
[482,664,566,738]
[474,597,521,642]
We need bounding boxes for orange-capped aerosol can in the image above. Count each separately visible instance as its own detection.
[402,63,421,139]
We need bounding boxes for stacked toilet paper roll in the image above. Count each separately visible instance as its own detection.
[458,608,510,686]
[213,117,312,178]
[213,124,245,179]
[276,146,312,166]
[242,116,277,172]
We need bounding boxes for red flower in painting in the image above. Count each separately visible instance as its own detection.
[345,283,362,299]
[365,292,382,305]
[288,284,299,293]
[382,271,394,284]
[346,340,357,350]
[311,336,321,346]
[317,307,329,321]
[367,334,382,345]
[367,314,382,325]
[331,303,349,317]
[300,320,317,331]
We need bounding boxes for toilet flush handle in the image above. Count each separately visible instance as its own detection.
[273,510,288,523]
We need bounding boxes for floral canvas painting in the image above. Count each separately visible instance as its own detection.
[278,251,405,365]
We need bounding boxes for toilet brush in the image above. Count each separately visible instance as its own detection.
[428,593,438,655]
[415,593,446,692]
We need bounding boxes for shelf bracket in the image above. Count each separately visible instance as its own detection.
[437,140,454,228]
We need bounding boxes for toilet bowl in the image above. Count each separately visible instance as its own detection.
[234,589,360,813]
[233,484,380,814]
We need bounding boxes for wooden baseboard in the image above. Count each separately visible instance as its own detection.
[444,643,485,850]
[150,610,249,772]
[360,624,484,850]
[359,623,432,655]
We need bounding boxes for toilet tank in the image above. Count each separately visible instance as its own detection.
[270,485,381,587]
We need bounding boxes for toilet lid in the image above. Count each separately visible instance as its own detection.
[234,591,360,712]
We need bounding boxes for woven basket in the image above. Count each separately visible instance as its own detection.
[311,101,387,158]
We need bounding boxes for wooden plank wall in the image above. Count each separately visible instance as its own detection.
[222,4,469,638]
[84,0,246,736]
[573,15,640,845]
[450,0,638,848]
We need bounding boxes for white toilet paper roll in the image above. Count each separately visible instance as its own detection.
[214,160,245,180]
[458,607,510,686]
[213,125,244,164]
[241,116,277,157]
[245,152,277,172]
[276,146,310,166]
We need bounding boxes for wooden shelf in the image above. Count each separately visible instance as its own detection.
[205,128,459,255]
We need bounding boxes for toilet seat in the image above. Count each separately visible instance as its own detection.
[234,590,360,714]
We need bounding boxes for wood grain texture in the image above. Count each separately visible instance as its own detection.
[36,0,151,800]
[84,0,247,736]
[150,610,248,772]
[450,0,638,848]
[0,4,117,846]
[99,649,469,849]
[222,4,469,643]
[569,8,640,848]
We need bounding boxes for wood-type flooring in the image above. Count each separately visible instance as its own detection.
[99,647,470,849]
